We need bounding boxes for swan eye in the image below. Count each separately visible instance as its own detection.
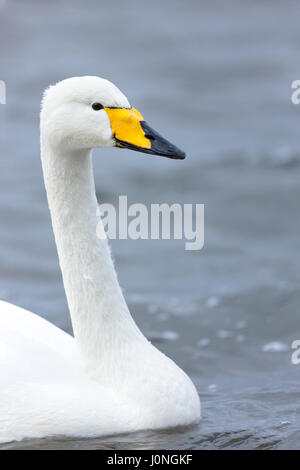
[92,102,103,111]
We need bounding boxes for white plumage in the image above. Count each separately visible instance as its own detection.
[0,77,200,443]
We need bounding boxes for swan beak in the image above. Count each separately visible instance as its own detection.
[104,107,186,159]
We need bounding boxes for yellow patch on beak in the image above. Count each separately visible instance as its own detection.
[104,107,151,150]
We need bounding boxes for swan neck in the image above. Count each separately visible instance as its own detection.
[40,142,142,371]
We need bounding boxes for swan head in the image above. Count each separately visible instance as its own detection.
[41,76,185,159]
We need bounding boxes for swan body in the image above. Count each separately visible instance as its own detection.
[0,77,200,443]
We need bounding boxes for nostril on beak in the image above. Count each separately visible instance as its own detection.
[146,134,155,141]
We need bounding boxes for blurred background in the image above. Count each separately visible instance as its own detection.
[0,0,300,450]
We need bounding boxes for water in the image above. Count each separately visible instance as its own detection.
[0,0,300,450]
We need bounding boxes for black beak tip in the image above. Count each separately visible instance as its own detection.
[154,146,186,160]
[164,144,186,160]
[141,121,186,160]
[154,141,186,160]
[173,148,186,160]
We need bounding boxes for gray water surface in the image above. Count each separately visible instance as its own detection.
[0,0,300,450]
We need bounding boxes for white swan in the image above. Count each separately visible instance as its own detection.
[0,76,200,444]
